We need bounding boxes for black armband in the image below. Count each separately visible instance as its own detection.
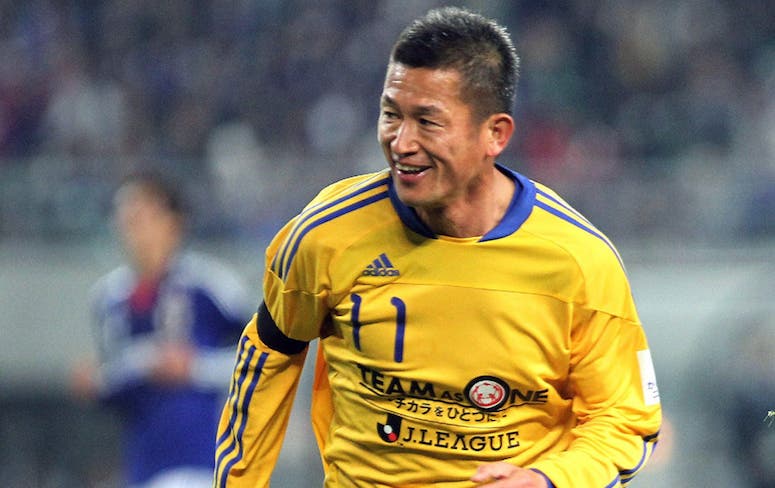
[256,301,308,355]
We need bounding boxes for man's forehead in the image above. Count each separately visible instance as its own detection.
[384,62,461,83]
[382,64,463,105]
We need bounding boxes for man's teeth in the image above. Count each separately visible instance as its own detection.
[396,163,425,174]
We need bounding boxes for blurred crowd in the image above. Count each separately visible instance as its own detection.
[1,3,774,487]
[0,0,773,242]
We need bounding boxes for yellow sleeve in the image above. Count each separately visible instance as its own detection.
[310,341,333,474]
[527,310,662,487]
[264,212,333,343]
[213,315,308,488]
[215,204,336,487]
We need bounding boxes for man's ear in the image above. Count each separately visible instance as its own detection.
[484,113,515,158]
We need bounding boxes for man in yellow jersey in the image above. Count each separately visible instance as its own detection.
[215,6,661,487]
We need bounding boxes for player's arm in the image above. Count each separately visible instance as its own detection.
[526,309,662,487]
[213,304,309,488]
[214,215,331,487]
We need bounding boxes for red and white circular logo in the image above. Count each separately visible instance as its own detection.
[465,376,510,411]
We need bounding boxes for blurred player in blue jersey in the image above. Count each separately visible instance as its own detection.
[70,172,252,488]
[215,7,661,488]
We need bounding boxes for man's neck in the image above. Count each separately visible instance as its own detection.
[416,169,515,238]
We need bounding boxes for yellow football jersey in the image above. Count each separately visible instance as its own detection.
[215,166,661,487]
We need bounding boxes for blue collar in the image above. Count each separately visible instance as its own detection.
[388,163,536,241]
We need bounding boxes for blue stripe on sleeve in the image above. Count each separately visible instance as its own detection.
[535,188,593,226]
[529,468,556,488]
[619,440,648,480]
[215,342,255,481]
[620,433,659,485]
[215,347,269,487]
[215,335,250,447]
[280,190,389,279]
[605,474,622,487]
[273,176,389,278]
[535,200,624,270]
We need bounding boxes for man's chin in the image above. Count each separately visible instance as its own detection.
[394,190,431,210]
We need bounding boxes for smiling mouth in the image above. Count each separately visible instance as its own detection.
[395,162,429,175]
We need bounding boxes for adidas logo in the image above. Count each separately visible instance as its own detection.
[362,253,400,277]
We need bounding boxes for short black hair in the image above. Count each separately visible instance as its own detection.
[118,171,186,217]
[390,7,520,120]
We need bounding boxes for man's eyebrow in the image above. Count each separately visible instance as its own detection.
[381,94,398,107]
[381,95,442,116]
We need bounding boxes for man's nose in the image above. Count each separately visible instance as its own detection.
[391,121,419,156]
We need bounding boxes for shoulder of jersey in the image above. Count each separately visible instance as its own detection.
[306,170,390,207]
[298,170,392,225]
[271,171,393,278]
[529,181,625,271]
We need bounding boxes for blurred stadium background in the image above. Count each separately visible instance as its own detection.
[1,0,773,486]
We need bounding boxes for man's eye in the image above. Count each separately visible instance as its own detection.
[419,118,437,126]
[382,110,398,119]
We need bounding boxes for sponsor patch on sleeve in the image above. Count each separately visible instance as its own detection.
[637,349,660,406]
